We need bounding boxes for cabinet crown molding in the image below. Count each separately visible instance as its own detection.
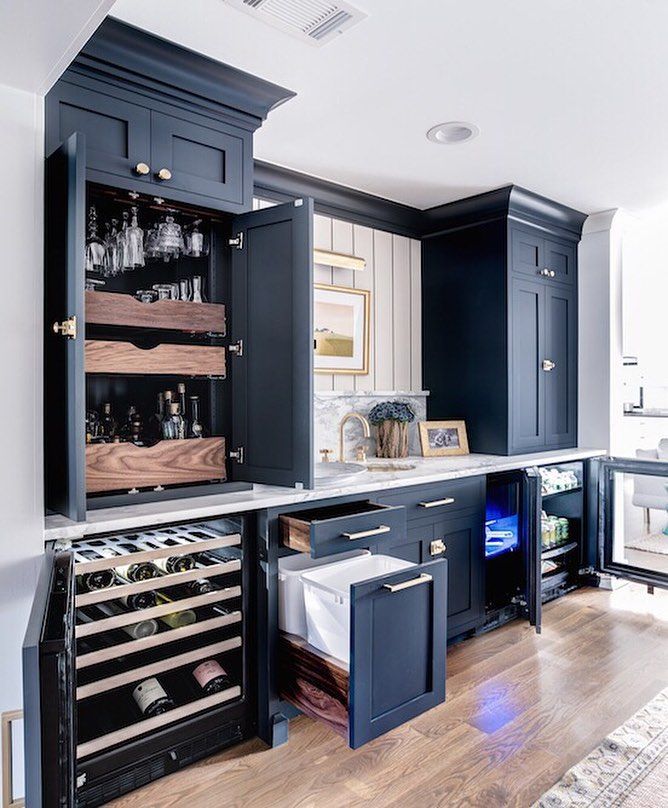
[75,18,295,129]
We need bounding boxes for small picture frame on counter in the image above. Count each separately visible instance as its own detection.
[419,420,469,457]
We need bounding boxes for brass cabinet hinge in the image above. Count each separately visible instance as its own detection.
[228,233,244,250]
[229,446,245,464]
[52,315,77,339]
[228,340,244,357]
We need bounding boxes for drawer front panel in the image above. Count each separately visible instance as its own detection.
[350,558,447,748]
[376,477,484,522]
[85,340,226,377]
[280,502,406,557]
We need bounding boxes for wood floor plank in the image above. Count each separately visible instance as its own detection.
[108,584,668,808]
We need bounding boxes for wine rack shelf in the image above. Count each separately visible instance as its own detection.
[85,339,226,377]
[76,685,242,759]
[77,636,242,701]
[76,611,242,670]
[86,291,226,334]
[85,436,226,493]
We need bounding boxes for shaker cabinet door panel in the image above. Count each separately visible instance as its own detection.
[350,559,447,747]
[45,134,87,521]
[511,227,544,280]
[150,111,248,208]
[231,200,314,488]
[544,238,576,286]
[46,82,151,183]
[544,285,577,447]
[510,279,546,452]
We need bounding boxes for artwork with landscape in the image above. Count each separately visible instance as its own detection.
[314,284,369,374]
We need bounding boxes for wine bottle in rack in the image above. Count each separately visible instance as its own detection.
[132,536,197,574]
[192,659,232,694]
[114,544,161,583]
[155,591,197,628]
[120,590,157,611]
[78,602,159,639]
[183,578,219,596]
[132,677,175,718]
[74,548,117,592]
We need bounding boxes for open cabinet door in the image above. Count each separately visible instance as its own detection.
[523,467,542,632]
[230,199,314,488]
[45,133,86,520]
[589,456,668,590]
[23,549,76,807]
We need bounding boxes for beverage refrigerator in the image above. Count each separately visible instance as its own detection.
[23,514,254,807]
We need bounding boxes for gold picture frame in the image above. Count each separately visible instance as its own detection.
[314,284,370,375]
[418,420,470,457]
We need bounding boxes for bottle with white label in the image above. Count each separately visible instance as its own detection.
[155,592,196,628]
[192,659,232,695]
[132,677,174,718]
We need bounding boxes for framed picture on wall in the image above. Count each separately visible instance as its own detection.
[418,420,470,457]
[314,284,370,374]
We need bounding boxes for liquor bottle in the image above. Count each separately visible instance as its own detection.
[177,383,189,436]
[155,591,196,628]
[74,549,117,591]
[132,677,174,718]
[189,396,205,438]
[192,659,232,694]
[100,403,117,441]
[163,402,185,440]
[120,405,143,444]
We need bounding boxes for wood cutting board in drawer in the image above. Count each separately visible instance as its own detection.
[280,500,406,557]
[86,436,226,493]
[85,339,226,376]
[85,290,226,334]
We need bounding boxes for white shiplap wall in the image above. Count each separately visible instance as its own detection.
[253,199,422,392]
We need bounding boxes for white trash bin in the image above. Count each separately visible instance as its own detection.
[301,554,416,663]
[278,549,370,639]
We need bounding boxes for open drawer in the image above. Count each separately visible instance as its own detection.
[280,500,406,557]
[279,558,447,748]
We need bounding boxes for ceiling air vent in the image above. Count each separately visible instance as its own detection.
[222,0,367,46]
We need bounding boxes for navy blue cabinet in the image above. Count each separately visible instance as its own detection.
[423,186,585,456]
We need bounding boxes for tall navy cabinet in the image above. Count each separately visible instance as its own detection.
[422,187,585,456]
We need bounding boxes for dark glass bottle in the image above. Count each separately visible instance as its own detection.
[74,549,116,591]
[100,403,117,441]
[120,590,157,610]
[192,659,232,694]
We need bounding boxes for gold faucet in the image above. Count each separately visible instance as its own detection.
[339,412,371,462]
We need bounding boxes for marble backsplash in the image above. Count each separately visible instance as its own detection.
[314,391,429,462]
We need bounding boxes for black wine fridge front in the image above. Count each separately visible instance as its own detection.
[23,514,254,807]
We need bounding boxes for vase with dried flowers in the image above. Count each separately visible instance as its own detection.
[368,401,415,459]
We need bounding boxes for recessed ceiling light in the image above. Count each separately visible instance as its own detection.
[426,122,480,145]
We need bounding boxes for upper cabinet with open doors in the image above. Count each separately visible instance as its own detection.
[44,21,313,522]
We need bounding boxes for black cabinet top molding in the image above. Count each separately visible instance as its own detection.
[421,186,587,241]
[72,18,294,130]
[254,162,586,240]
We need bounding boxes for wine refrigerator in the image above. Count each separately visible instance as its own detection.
[23,514,254,807]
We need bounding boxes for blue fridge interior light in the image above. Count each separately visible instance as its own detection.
[485,481,520,558]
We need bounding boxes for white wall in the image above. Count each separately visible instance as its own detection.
[0,84,45,801]
[253,199,423,394]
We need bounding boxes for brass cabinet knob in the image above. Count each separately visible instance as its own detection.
[156,168,172,181]
[430,539,446,556]
[134,162,150,176]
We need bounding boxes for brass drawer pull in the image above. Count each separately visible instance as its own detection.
[418,497,455,508]
[383,573,432,593]
[341,524,391,541]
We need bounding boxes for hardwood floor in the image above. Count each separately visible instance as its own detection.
[108,584,668,808]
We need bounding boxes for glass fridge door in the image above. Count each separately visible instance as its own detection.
[594,456,668,589]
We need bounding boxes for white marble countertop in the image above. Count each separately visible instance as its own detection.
[44,447,605,542]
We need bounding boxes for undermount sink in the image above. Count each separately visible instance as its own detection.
[365,462,416,472]
[314,462,367,486]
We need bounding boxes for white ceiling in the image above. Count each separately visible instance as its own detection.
[0,1,115,94]
[62,1,668,214]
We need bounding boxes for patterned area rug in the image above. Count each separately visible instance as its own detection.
[625,531,668,556]
[534,688,668,807]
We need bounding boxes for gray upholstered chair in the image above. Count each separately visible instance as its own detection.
[633,439,668,531]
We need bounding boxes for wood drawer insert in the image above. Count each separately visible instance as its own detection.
[85,291,226,334]
[85,339,226,376]
[85,436,226,493]
[280,500,405,557]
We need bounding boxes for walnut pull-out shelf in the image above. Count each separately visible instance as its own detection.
[279,558,447,748]
[85,339,226,377]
